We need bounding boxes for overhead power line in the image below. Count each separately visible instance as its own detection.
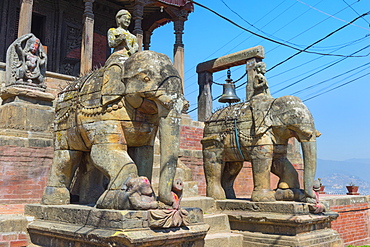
[292,61,370,95]
[303,71,370,101]
[342,0,370,26]
[189,0,368,58]
[272,44,370,95]
[296,0,370,31]
[267,11,370,72]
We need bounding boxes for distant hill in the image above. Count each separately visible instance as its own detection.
[316,158,370,195]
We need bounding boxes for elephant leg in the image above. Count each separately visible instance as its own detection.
[203,148,226,200]
[128,145,154,182]
[78,154,105,205]
[222,161,243,199]
[42,150,83,205]
[250,145,276,202]
[271,144,300,189]
[91,143,138,209]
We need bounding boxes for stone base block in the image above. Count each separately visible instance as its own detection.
[181,196,216,213]
[205,232,243,247]
[214,200,343,247]
[240,229,343,247]
[25,204,209,247]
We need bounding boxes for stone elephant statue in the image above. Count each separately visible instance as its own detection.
[202,95,319,203]
[42,51,186,209]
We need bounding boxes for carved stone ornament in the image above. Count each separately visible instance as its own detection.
[6,33,47,90]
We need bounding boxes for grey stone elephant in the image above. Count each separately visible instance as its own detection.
[202,94,319,203]
[42,50,186,209]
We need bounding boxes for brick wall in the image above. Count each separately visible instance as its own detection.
[0,145,53,204]
[0,232,28,247]
[325,196,370,246]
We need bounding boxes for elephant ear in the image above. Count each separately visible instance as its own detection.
[250,97,274,136]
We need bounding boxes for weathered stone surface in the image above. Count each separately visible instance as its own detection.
[203,214,230,234]
[212,200,342,246]
[43,50,187,210]
[241,229,343,247]
[196,46,264,73]
[6,33,47,89]
[181,196,216,213]
[28,220,209,247]
[0,215,30,233]
[202,66,319,204]
[216,199,312,214]
[25,204,209,247]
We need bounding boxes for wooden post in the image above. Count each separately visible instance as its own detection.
[196,46,265,121]
[18,0,33,37]
[173,18,185,90]
[143,30,152,50]
[197,71,213,122]
[133,1,144,51]
[80,0,95,75]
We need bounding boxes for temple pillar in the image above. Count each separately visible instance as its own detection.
[133,1,144,50]
[80,0,95,75]
[197,71,213,122]
[18,0,33,37]
[143,30,152,50]
[173,18,185,89]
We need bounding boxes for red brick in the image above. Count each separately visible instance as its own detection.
[1,235,16,241]
[9,240,28,247]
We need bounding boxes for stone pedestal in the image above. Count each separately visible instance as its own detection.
[215,199,343,247]
[25,204,209,247]
[0,86,55,139]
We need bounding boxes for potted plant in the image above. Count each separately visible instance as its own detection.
[346,182,359,195]
[318,178,325,194]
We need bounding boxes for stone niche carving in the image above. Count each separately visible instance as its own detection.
[6,33,47,90]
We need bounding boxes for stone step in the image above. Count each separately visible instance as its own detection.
[180,196,215,213]
[204,232,243,247]
[203,214,230,233]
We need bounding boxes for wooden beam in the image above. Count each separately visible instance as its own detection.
[196,45,264,73]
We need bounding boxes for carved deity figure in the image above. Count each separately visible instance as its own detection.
[106,9,139,65]
[6,33,47,89]
[101,9,139,106]
[252,62,272,98]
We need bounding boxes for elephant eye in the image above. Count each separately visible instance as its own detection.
[143,76,150,82]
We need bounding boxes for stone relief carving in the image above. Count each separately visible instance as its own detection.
[6,33,47,89]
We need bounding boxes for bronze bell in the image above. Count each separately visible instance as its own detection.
[218,69,240,104]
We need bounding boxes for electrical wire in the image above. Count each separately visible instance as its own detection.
[296,0,370,31]
[304,64,370,98]
[292,61,370,96]
[266,1,359,55]
[303,71,370,101]
[271,44,370,95]
[267,11,370,72]
[189,0,368,58]
[343,0,370,26]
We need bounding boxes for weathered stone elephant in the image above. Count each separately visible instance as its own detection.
[42,50,186,209]
[202,95,319,203]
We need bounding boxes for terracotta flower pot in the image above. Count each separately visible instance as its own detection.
[346,185,359,195]
[319,185,325,194]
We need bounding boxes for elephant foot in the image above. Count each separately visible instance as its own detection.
[206,183,226,200]
[305,196,317,204]
[41,186,70,205]
[251,189,276,202]
[275,188,305,202]
[96,190,129,210]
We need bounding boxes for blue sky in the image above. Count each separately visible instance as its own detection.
[150,0,370,161]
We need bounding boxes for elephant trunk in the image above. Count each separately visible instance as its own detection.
[301,141,317,203]
[157,98,183,206]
